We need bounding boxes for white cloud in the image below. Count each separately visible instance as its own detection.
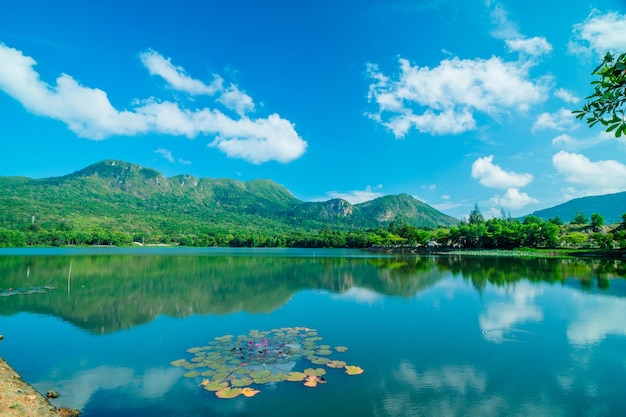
[217,83,255,116]
[532,108,578,132]
[139,50,222,95]
[488,3,521,40]
[0,43,307,164]
[552,151,626,194]
[471,155,534,188]
[552,133,575,147]
[569,11,626,56]
[432,201,463,212]
[551,131,618,151]
[155,148,175,163]
[366,56,549,137]
[490,3,552,57]
[208,113,307,164]
[554,88,579,104]
[327,185,383,204]
[489,187,538,210]
[506,36,553,56]
[0,43,148,139]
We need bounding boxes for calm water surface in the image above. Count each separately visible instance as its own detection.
[0,248,625,416]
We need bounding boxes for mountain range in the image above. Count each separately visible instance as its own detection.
[528,191,626,224]
[0,160,459,234]
[1,160,624,237]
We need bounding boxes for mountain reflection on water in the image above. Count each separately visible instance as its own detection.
[0,248,624,333]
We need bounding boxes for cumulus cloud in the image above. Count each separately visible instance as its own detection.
[488,2,521,40]
[471,155,534,188]
[490,3,552,58]
[154,148,175,162]
[569,10,626,56]
[551,131,618,151]
[554,88,579,104]
[505,36,552,57]
[139,50,223,95]
[217,83,255,116]
[208,113,308,164]
[552,151,626,194]
[327,184,384,204]
[366,56,549,137]
[0,43,307,163]
[552,134,576,147]
[532,108,578,132]
[489,188,538,210]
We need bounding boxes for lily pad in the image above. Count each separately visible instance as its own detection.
[201,381,229,391]
[175,327,360,396]
[326,360,347,368]
[304,368,327,377]
[213,372,232,382]
[241,387,260,397]
[309,356,330,365]
[345,365,364,375]
[231,377,253,387]
[215,387,242,399]
[253,377,270,384]
[249,370,271,379]
[286,371,306,382]
[303,375,318,388]
[268,373,288,382]
[170,359,188,367]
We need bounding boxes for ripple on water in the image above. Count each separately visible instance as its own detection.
[482,328,535,343]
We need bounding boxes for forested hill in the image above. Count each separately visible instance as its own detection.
[0,160,459,239]
[528,191,626,224]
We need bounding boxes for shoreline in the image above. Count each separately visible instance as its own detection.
[368,246,626,259]
[0,357,80,417]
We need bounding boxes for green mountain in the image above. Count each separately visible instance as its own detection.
[528,191,626,224]
[0,160,458,236]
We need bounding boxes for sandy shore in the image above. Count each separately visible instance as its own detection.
[0,357,80,417]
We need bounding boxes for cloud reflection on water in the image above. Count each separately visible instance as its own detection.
[36,365,180,411]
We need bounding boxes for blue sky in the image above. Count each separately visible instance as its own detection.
[1,0,626,220]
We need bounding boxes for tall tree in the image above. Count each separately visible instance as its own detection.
[571,212,588,225]
[468,204,484,225]
[590,213,604,231]
[573,51,626,137]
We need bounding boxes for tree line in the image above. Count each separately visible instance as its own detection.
[0,205,624,250]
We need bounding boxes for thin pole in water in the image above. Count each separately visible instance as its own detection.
[68,259,72,296]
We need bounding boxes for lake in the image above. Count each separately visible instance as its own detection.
[1,248,625,416]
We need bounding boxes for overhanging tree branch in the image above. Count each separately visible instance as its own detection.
[573,51,626,137]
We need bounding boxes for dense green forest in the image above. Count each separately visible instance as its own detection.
[0,206,624,250]
[0,160,624,251]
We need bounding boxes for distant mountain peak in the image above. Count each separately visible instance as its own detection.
[0,160,460,231]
